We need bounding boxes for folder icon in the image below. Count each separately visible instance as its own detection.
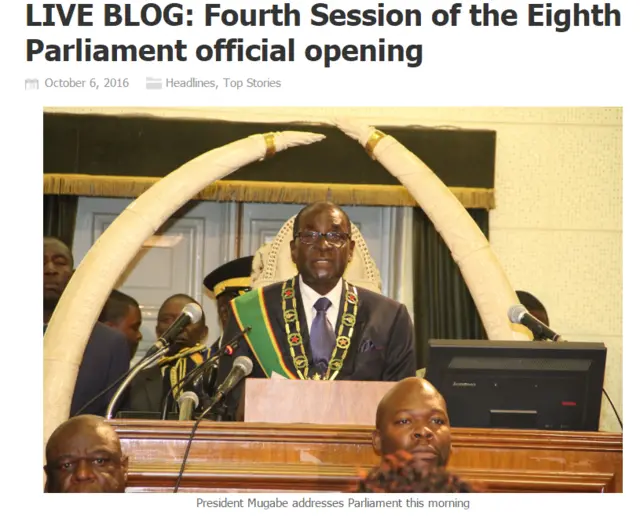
[146,77,162,90]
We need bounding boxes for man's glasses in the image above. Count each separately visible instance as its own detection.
[295,231,351,247]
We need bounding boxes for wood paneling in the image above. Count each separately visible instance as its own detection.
[113,420,622,493]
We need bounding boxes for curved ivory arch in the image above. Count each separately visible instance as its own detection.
[43,131,325,452]
[334,118,529,341]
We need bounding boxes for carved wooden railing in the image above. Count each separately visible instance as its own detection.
[112,421,622,493]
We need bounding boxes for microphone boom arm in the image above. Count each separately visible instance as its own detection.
[160,327,251,419]
[105,345,171,419]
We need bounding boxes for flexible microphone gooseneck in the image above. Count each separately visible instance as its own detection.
[104,303,203,419]
[72,369,129,417]
[207,356,254,408]
[160,327,250,420]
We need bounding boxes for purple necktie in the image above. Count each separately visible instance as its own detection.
[310,297,335,371]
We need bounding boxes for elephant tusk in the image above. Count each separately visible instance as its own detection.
[333,117,529,341]
[43,131,325,458]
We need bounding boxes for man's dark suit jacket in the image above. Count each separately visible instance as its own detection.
[215,278,416,419]
[124,367,164,414]
[69,322,131,416]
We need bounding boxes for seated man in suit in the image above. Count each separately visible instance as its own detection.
[215,201,416,419]
[44,237,130,417]
[99,289,143,360]
[45,414,128,493]
[372,377,451,472]
[124,294,210,416]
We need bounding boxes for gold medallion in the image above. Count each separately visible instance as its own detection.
[288,333,302,346]
[341,313,356,327]
[284,309,298,322]
[329,360,343,371]
[336,335,350,348]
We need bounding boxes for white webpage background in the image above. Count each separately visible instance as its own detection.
[4,0,638,518]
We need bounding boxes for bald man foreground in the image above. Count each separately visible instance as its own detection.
[45,415,128,493]
[372,377,452,470]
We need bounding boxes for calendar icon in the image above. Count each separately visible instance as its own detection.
[25,79,39,90]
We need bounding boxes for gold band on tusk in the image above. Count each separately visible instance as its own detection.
[264,133,277,158]
[365,130,386,159]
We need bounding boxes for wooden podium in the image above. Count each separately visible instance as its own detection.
[241,379,396,424]
[112,379,622,493]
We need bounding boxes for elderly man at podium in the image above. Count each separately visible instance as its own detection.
[215,202,416,419]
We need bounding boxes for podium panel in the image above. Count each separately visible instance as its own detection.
[242,379,396,424]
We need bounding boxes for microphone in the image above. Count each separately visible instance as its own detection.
[104,303,203,419]
[159,326,252,420]
[210,356,253,407]
[177,391,199,421]
[508,304,564,342]
[150,303,203,354]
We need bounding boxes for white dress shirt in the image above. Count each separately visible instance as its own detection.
[298,275,343,333]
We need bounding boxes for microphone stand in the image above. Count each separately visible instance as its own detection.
[197,367,248,421]
[159,327,249,420]
[197,393,225,421]
[208,402,228,422]
[173,361,250,493]
[105,345,171,420]
[160,352,222,420]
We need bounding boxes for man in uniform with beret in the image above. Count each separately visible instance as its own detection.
[202,256,254,393]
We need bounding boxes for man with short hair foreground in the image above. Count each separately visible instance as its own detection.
[44,415,128,493]
[373,377,452,471]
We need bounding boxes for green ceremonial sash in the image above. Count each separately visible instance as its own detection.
[230,288,297,379]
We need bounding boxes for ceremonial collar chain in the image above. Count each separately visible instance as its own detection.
[281,277,358,381]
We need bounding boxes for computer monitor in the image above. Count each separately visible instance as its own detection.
[426,339,607,431]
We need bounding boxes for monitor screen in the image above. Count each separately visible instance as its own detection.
[426,339,607,431]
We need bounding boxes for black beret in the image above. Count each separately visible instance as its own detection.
[203,256,254,298]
